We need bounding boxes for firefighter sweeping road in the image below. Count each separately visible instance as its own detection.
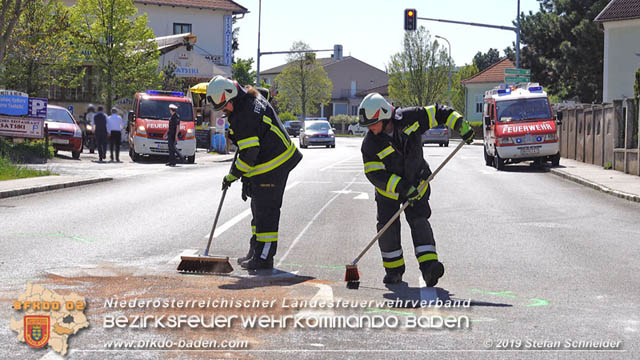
[1,137,639,359]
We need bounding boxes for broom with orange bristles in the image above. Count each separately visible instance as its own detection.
[345,141,466,289]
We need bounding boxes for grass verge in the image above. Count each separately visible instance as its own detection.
[0,157,53,181]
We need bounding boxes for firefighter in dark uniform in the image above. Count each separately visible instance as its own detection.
[206,76,302,270]
[166,103,185,166]
[358,93,475,286]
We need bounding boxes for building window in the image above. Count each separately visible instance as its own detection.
[173,23,192,35]
[475,95,483,114]
[351,105,358,115]
[333,103,348,116]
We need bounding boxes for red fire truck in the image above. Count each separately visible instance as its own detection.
[128,90,196,163]
[482,83,562,170]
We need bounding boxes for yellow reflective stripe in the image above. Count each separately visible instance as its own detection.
[425,105,437,129]
[383,258,405,269]
[386,174,401,193]
[376,146,395,159]
[445,111,461,130]
[256,232,278,242]
[417,180,429,198]
[418,253,438,263]
[403,121,419,135]
[229,128,235,135]
[263,115,290,147]
[376,187,399,200]
[235,157,253,173]
[364,161,385,173]
[245,142,295,178]
[251,226,256,235]
[238,136,260,150]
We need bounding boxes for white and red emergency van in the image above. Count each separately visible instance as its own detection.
[482,83,561,170]
[128,90,196,163]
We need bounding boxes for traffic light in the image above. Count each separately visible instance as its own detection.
[404,9,417,31]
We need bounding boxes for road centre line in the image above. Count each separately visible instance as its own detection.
[276,176,358,266]
[203,181,301,239]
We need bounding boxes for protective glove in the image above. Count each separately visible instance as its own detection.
[405,186,420,205]
[222,173,239,190]
[460,122,475,145]
[241,180,252,201]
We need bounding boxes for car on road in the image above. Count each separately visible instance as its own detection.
[284,120,302,137]
[422,124,449,147]
[46,105,83,159]
[299,120,335,148]
[347,122,368,136]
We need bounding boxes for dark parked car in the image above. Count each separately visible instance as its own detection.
[422,124,449,147]
[284,120,302,137]
[45,105,84,159]
[299,120,335,148]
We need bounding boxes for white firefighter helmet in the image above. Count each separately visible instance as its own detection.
[207,75,238,111]
[358,93,393,126]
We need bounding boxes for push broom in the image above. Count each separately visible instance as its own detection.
[177,153,237,274]
[345,140,466,289]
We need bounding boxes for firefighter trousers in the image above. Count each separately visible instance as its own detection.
[375,187,438,276]
[245,167,291,261]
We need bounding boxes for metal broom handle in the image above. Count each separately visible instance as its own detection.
[350,140,466,265]
[204,151,238,256]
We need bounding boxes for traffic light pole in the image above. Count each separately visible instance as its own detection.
[415,0,521,67]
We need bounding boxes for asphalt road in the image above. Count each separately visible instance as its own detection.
[1,137,638,359]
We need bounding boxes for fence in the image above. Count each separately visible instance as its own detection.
[554,98,639,176]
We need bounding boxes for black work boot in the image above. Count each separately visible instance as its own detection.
[420,261,445,287]
[240,257,273,270]
[237,247,254,265]
[383,271,404,284]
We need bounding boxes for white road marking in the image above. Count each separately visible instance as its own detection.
[319,156,357,172]
[203,181,301,239]
[353,192,369,200]
[277,177,357,266]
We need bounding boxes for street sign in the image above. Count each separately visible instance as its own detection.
[505,68,530,75]
[443,90,456,95]
[504,76,531,83]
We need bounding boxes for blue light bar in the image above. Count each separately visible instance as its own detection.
[145,90,185,97]
[497,88,511,95]
[528,86,542,92]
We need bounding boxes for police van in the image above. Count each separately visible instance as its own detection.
[128,90,196,163]
[482,83,562,170]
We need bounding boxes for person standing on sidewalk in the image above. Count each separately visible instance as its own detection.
[106,108,123,162]
[165,103,185,166]
[93,106,108,162]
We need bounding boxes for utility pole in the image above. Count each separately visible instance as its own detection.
[435,35,452,106]
[256,0,262,85]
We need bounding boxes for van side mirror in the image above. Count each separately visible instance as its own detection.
[484,116,491,130]
[555,110,563,124]
[128,111,134,123]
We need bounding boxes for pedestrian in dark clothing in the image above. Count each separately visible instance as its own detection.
[166,104,185,166]
[93,106,108,162]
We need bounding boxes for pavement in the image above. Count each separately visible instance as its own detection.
[2,141,640,204]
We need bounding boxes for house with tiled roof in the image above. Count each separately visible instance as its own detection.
[461,58,515,124]
[594,0,640,102]
[260,55,389,119]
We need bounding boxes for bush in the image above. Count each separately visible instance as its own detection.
[0,138,54,163]
[279,111,298,121]
[329,114,358,125]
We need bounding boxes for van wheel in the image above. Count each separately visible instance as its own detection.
[495,153,505,171]
[551,153,560,167]
[72,151,81,159]
[484,146,494,166]
[130,148,140,162]
[187,155,195,164]
[444,141,449,147]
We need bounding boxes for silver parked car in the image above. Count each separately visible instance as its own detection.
[422,124,449,147]
[299,120,336,148]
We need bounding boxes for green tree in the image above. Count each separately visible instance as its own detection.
[232,57,256,86]
[274,41,332,119]
[387,26,449,107]
[0,0,34,65]
[160,62,187,92]
[519,0,608,103]
[0,0,83,96]
[70,0,160,110]
[473,48,501,72]
[635,67,640,99]
[451,63,479,115]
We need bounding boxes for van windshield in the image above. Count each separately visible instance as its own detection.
[139,100,193,121]
[496,98,551,122]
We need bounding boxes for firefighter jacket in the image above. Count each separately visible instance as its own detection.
[228,92,302,179]
[361,104,465,201]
